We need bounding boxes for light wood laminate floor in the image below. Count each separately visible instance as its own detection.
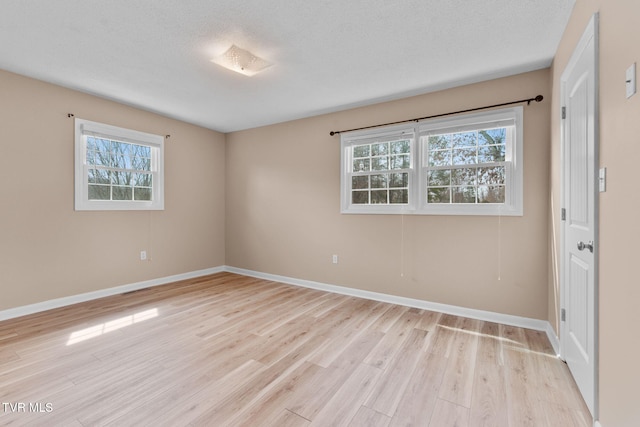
[0,273,591,426]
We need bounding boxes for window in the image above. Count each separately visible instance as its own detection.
[75,119,164,210]
[341,107,523,215]
[348,129,414,210]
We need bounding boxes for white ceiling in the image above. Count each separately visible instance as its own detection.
[0,0,574,133]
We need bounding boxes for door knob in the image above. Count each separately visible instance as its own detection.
[577,241,594,253]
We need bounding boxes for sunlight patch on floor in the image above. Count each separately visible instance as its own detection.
[66,308,158,345]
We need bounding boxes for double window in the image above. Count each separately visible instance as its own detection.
[74,119,164,210]
[341,107,523,215]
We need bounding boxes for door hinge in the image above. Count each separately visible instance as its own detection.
[561,308,566,322]
[562,106,566,119]
[561,208,566,221]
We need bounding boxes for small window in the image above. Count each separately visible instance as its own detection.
[424,128,507,205]
[341,127,416,214]
[75,119,164,210]
[341,107,523,215]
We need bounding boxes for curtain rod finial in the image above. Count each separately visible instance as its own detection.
[535,95,544,102]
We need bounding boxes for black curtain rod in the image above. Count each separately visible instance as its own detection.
[329,94,544,136]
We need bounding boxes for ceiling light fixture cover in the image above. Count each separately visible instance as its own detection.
[211,44,272,76]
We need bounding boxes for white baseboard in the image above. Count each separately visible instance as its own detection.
[545,321,561,357]
[0,264,559,353]
[0,266,225,322]
[224,266,555,337]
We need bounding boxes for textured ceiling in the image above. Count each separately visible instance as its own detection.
[0,0,574,133]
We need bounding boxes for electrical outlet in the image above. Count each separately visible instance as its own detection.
[140,250,147,261]
[332,254,338,264]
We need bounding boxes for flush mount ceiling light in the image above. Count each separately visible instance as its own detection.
[211,44,272,77]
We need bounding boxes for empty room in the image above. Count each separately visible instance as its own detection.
[0,1,638,426]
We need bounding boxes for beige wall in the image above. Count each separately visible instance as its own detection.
[550,0,640,425]
[226,69,551,320]
[0,69,226,311]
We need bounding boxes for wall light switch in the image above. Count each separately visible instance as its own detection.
[626,63,636,99]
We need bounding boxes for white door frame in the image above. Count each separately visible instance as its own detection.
[560,12,599,422]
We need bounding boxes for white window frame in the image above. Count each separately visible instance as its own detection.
[340,106,523,216]
[74,118,165,211]
[340,124,417,214]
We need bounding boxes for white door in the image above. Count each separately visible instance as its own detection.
[561,14,598,418]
